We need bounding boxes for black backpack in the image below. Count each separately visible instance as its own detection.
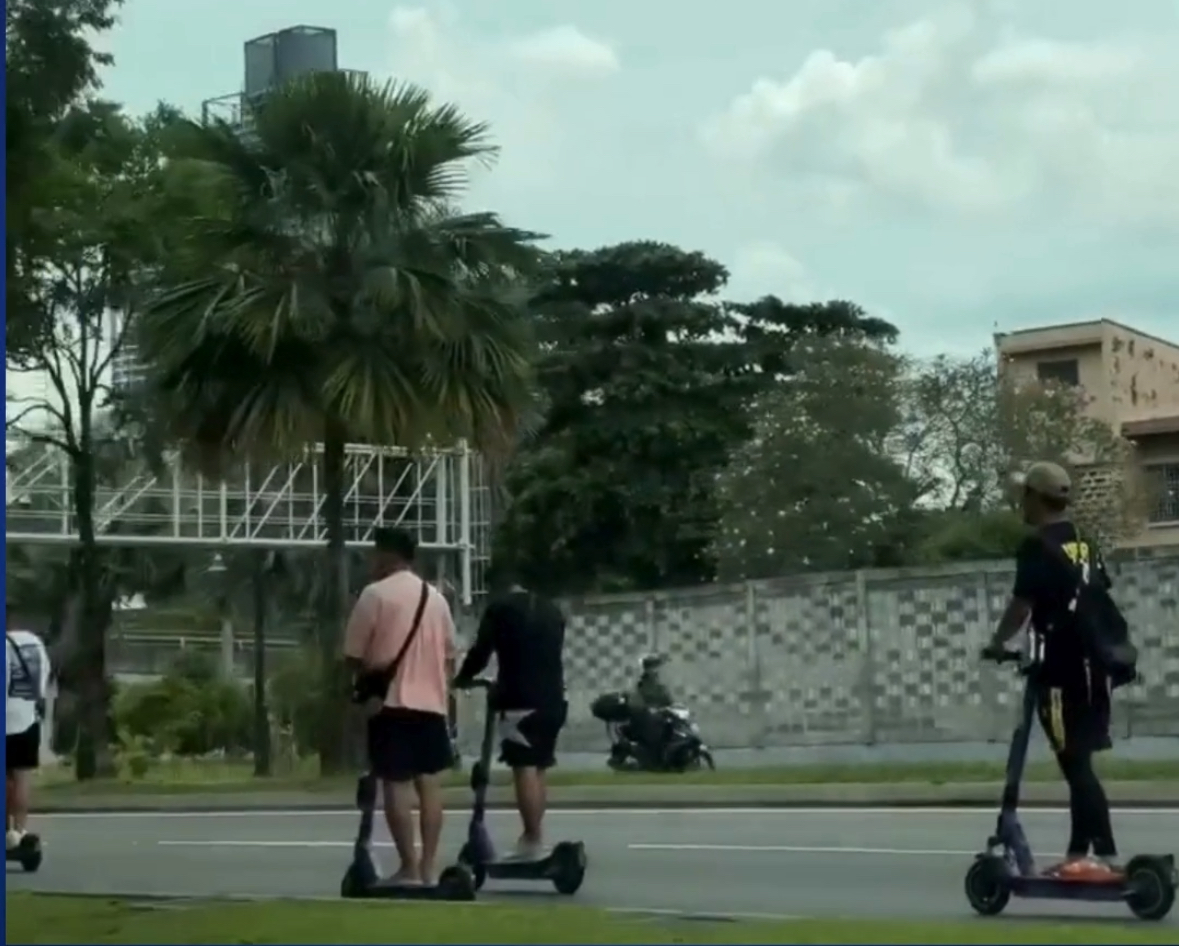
[1041,537,1139,689]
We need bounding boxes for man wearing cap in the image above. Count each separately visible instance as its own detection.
[983,460,1120,880]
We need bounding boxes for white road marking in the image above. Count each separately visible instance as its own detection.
[154,839,1079,862]
[38,805,1179,819]
[159,840,373,848]
[607,905,806,922]
[628,841,1071,858]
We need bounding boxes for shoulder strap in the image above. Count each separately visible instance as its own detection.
[7,633,34,688]
[386,580,431,680]
[6,633,44,715]
[1038,528,1091,591]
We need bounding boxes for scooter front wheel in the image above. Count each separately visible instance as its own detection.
[965,856,1011,916]
[457,842,488,891]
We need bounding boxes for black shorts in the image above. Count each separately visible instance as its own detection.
[366,708,453,783]
[1036,681,1111,755]
[498,702,567,770]
[6,724,41,773]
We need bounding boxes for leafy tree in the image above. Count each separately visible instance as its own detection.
[714,334,917,579]
[138,72,542,771]
[6,103,179,778]
[494,242,756,594]
[495,255,905,593]
[5,0,122,360]
[895,352,1135,546]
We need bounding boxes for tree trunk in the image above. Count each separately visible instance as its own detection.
[252,552,272,778]
[71,450,116,781]
[316,425,352,774]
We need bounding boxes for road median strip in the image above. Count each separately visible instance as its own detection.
[36,778,1179,812]
[6,892,1175,944]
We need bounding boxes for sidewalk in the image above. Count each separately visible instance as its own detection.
[38,779,1179,813]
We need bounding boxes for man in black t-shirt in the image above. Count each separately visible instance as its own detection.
[983,461,1120,879]
[455,582,567,861]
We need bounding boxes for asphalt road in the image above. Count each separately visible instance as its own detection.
[8,807,1178,926]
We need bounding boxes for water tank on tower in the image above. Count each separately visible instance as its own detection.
[243,25,338,99]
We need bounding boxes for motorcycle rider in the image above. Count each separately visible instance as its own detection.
[626,654,672,759]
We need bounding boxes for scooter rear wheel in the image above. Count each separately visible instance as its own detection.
[965,856,1011,916]
[1124,856,1177,921]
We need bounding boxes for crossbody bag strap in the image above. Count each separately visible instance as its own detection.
[386,579,431,682]
[7,633,35,696]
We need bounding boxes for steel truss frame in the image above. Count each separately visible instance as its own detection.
[5,442,492,603]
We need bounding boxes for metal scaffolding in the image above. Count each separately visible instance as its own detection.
[5,442,493,604]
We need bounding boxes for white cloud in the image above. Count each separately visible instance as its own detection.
[729,242,814,302]
[700,4,1179,229]
[386,7,620,192]
[508,26,620,78]
[971,38,1143,87]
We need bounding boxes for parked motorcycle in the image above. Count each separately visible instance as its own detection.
[590,691,716,772]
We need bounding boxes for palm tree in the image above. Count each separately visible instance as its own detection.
[137,71,542,771]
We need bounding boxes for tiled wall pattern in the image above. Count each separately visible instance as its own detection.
[472,552,1179,754]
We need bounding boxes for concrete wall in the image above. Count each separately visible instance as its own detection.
[478,551,1179,755]
[109,553,1179,758]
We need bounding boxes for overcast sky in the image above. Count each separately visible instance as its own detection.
[10,0,1179,419]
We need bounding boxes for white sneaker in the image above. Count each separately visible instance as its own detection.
[512,838,548,862]
[6,829,24,850]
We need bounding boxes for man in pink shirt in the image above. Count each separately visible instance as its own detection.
[343,528,456,886]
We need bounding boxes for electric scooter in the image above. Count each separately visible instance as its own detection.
[5,833,43,873]
[339,771,476,901]
[456,678,587,895]
[965,648,1176,921]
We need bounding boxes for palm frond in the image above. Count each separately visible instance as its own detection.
[138,71,541,470]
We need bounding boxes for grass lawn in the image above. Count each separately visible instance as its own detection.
[34,755,1179,797]
[7,894,1177,945]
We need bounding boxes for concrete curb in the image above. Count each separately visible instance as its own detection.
[37,779,1179,813]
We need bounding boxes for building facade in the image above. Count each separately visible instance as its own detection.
[995,318,1179,548]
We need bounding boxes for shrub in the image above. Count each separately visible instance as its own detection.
[268,650,329,758]
[114,653,252,757]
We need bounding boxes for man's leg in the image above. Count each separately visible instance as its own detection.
[511,766,547,853]
[6,726,39,847]
[503,705,564,859]
[414,772,444,884]
[368,710,421,883]
[1050,685,1118,877]
[411,711,453,885]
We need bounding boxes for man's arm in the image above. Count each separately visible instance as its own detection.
[454,603,498,683]
[987,538,1039,650]
[342,587,379,675]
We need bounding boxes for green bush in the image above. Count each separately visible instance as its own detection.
[114,653,252,757]
[268,650,329,758]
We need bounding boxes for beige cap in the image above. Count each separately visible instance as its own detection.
[1013,461,1072,503]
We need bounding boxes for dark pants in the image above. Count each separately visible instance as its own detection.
[366,708,453,783]
[1037,679,1117,859]
[1057,749,1117,858]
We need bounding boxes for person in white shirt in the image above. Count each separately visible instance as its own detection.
[6,605,51,849]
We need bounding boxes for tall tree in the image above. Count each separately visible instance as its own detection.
[494,242,757,594]
[6,102,173,778]
[137,72,542,772]
[713,333,917,579]
[5,0,122,360]
[895,352,1135,543]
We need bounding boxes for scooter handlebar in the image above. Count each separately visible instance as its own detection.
[453,677,495,691]
[980,645,1024,665]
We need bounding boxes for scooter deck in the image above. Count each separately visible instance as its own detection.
[361,880,475,901]
[1010,874,1129,903]
[483,855,559,881]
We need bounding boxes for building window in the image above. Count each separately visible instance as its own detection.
[1146,463,1179,525]
[1036,358,1080,386]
